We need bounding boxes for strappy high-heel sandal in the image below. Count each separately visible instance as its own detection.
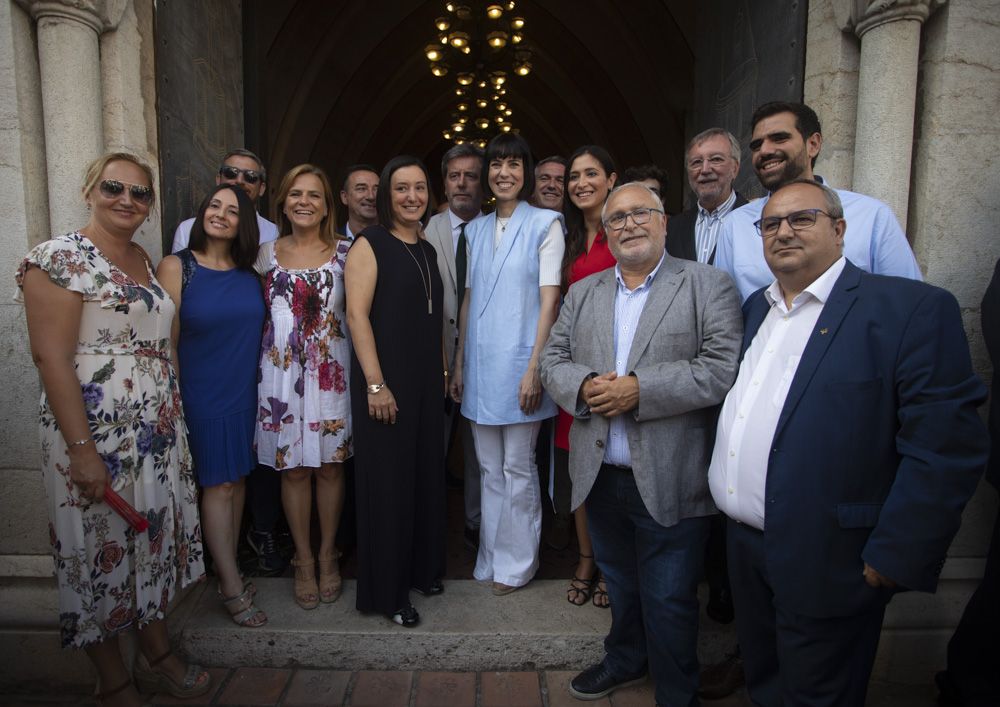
[592,574,610,609]
[134,650,211,699]
[318,551,342,603]
[220,584,268,627]
[291,556,319,609]
[567,552,598,606]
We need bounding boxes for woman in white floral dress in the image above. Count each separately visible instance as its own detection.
[16,153,209,706]
[255,164,352,610]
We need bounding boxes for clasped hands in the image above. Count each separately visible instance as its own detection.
[581,371,639,417]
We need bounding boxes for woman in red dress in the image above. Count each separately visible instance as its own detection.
[556,145,618,608]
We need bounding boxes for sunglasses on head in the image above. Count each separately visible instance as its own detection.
[99,179,154,205]
[219,165,263,184]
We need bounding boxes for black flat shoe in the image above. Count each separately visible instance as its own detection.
[412,579,444,596]
[388,604,420,627]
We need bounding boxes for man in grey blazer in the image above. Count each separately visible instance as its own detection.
[540,183,742,706]
[425,143,485,547]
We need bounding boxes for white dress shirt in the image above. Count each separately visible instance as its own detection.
[449,208,482,254]
[603,253,666,467]
[694,189,737,264]
[708,256,847,529]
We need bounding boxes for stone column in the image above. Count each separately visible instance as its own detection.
[840,0,943,230]
[16,0,126,234]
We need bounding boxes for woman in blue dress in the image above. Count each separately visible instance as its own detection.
[157,184,267,627]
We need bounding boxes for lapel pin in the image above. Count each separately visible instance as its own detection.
[819,328,828,335]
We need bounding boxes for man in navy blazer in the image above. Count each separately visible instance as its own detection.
[666,127,746,265]
[708,178,988,706]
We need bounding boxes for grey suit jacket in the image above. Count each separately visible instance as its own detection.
[539,253,743,527]
[425,211,461,367]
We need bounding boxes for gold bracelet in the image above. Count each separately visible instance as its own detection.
[67,437,93,448]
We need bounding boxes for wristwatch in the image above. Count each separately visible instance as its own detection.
[366,382,385,394]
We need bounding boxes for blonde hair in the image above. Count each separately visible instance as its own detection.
[273,164,342,244]
[81,152,157,212]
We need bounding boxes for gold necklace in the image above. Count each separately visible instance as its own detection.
[397,235,433,314]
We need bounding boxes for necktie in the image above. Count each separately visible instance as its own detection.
[456,222,467,303]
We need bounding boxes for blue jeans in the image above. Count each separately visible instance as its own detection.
[586,464,710,707]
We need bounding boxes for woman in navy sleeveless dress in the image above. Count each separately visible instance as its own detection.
[157,184,267,627]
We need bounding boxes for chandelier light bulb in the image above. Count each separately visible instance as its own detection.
[511,32,523,44]
[435,17,450,31]
[511,16,525,29]
[425,45,442,61]
[476,98,488,108]
[431,63,449,77]
[457,72,475,85]
[486,4,503,19]
[487,31,508,48]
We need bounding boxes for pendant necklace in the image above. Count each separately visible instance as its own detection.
[398,234,433,314]
[497,216,511,232]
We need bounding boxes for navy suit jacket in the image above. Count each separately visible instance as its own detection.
[742,261,988,618]
[665,192,747,264]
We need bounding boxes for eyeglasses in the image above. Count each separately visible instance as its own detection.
[754,209,835,238]
[604,207,663,232]
[99,179,154,205]
[218,165,263,184]
[687,155,730,172]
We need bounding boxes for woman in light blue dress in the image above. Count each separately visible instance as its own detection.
[450,133,565,595]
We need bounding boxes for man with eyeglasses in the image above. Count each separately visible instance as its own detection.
[714,101,922,302]
[540,183,742,706]
[709,178,987,707]
[339,164,379,240]
[666,128,745,265]
[170,148,278,253]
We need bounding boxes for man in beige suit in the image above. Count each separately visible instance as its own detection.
[540,183,742,705]
[425,144,485,548]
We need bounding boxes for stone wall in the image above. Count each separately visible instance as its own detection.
[803,0,1000,684]
[0,0,160,575]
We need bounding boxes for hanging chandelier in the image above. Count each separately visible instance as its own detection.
[425,2,532,147]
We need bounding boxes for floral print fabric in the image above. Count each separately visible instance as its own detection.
[14,233,205,649]
[255,239,352,470]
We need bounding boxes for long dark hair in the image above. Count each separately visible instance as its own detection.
[561,145,617,290]
[188,184,260,270]
[376,155,431,229]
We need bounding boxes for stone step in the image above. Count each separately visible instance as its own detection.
[178,578,738,672]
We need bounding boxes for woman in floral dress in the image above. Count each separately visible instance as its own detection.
[16,152,208,706]
[255,164,352,610]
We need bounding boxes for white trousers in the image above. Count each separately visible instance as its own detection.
[470,420,542,586]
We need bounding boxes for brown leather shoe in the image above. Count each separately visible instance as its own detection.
[698,650,745,699]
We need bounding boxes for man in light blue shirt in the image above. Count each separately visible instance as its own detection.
[715,102,922,301]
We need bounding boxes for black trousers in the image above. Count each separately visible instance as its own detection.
[946,486,1000,706]
[727,518,888,707]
